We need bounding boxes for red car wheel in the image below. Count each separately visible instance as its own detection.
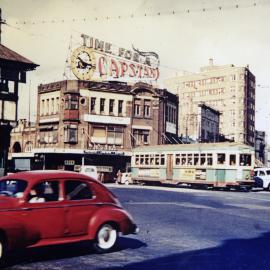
[93,223,118,253]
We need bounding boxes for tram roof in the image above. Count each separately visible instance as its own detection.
[132,142,254,153]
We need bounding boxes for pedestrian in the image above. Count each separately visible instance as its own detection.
[116,170,122,184]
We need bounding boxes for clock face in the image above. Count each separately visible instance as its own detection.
[71,46,96,80]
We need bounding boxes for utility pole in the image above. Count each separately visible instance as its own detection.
[0,8,7,44]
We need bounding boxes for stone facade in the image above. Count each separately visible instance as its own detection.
[164,59,256,146]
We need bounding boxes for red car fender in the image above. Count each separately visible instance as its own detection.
[87,206,134,239]
[0,215,29,250]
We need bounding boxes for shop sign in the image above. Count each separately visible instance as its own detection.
[71,34,160,81]
[64,160,75,166]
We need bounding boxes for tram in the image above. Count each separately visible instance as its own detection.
[131,142,255,190]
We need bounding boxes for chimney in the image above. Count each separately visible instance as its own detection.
[209,58,213,66]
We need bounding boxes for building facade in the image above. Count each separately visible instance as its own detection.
[10,80,178,174]
[0,43,38,175]
[255,130,266,165]
[164,59,256,146]
[197,103,220,143]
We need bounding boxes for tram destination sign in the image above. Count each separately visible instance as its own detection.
[70,34,160,81]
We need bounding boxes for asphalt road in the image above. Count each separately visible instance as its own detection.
[5,185,270,270]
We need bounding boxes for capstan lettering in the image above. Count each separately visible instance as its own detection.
[73,33,160,81]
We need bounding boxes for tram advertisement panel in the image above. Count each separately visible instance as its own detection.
[180,169,196,181]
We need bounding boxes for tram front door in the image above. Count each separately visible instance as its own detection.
[166,154,173,180]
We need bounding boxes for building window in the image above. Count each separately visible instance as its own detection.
[107,126,123,145]
[144,100,151,118]
[46,99,49,115]
[25,141,33,152]
[109,99,114,114]
[41,100,45,116]
[64,125,78,143]
[90,97,96,112]
[134,99,141,117]
[118,100,123,115]
[56,97,60,113]
[100,98,105,114]
[133,129,150,146]
[91,126,106,143]
[51,98,55,114]
[65,96,78,110]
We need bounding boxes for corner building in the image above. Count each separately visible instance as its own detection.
[31,80,178,173]
[164,60,255,146]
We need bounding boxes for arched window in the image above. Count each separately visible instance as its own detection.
[13,142,21,153]
[25,141,33,152]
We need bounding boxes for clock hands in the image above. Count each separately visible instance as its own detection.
[77,56,93,69]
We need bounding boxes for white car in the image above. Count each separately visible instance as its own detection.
[119,172,132,185]
[254,167,270,190]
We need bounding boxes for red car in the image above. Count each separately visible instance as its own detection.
[0,171,138,264]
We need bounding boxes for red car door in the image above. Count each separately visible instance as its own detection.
[63,179,99,236]
[20,180,66,240]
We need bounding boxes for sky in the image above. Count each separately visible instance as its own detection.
[1,0,270,137]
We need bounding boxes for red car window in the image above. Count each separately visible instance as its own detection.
[65,180,93,200]
[28,181,59,203]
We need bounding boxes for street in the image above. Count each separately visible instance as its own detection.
[5,185,270,270]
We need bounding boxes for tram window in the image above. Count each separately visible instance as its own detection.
[175,154,180,165]
[217,153,226,165]
[187,154,193,165]
[267,170,270,175]
[200,154,206,165]
[194,154,199,165]
[207,154,213,165]
[181,154,187,165]
[145,155,149,165]
[150,157,155,165]
[259,171,265,176]
[155,155,160,165]
[160,155,165,165]
[135,155,139,165]
[140,155,144,165]
[229,154,236,165]
[240,154,251,166]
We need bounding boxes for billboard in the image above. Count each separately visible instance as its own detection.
[70,34,160,81]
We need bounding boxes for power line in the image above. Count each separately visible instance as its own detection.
[7,1,270,26]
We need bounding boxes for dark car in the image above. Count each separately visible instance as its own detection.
[0,171,138,264]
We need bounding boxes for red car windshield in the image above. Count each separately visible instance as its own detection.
[0,179,28,198]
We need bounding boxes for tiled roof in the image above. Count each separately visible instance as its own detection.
[0,43,38,68]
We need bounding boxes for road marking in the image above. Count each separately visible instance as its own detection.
[225,203,270,210]
[125,201,214,209]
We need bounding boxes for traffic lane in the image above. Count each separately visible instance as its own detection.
[108,186,270,269]
[5,238,146,270]
[5,186,270,270]
[109,184,270,209]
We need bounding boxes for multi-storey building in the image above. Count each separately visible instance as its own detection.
[0,43,38,176]
[197,103,220,143]
[255,130,266,165]
[164,59,256,146]
[10,80,178,174]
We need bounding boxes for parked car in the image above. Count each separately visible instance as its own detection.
[79,165,98,180]
[120,172,132,185]
[0,171,138,265]
[254,167,270,190]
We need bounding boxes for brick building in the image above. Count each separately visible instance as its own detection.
[10,80,178,175]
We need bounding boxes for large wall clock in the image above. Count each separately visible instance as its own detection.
[71,46,96,80]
